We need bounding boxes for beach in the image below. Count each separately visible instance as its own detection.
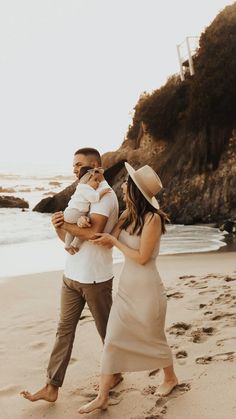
[1,251,236,419]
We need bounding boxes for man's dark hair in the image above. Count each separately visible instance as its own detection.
[74,147,102,166]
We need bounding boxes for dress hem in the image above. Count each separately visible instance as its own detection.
[101,359,173,375]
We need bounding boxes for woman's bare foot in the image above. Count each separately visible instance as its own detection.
[78,396,108,414]
[158,377,178,397]
[20,384,58,402]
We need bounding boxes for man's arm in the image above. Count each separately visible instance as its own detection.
[61,212,108,240]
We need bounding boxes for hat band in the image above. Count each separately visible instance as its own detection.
[133,171,156,198]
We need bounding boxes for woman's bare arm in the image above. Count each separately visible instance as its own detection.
[92,213,161,265]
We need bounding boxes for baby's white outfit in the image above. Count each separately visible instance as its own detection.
[64,183,101,249]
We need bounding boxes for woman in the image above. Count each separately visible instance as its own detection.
[79,163,178,414]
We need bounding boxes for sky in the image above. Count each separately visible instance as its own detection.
[0,0,233,175]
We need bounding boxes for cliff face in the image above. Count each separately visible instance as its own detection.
[102,3,236,223]
[102,129,236,224]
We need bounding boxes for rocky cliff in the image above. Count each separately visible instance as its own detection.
[33,3,236,223]
[102,128,236,224]
[102,3,236,223]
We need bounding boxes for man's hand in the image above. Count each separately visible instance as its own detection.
[51,211,64,228]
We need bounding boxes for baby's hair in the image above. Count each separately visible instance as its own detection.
[78,166,93,180]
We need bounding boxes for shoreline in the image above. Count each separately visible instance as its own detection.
[0,252,236,418]
[0,230,235,282]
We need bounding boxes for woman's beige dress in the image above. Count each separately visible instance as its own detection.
[101,229,173,374]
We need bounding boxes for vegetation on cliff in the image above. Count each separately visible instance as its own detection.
[127,3,236,171]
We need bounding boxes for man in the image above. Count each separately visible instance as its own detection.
[21,147,120,402]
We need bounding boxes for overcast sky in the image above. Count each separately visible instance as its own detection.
[0,0,233,175]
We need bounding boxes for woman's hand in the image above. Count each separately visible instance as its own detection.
[51,211,64,228]
[90,233,116,248]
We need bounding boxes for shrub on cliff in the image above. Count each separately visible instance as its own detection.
[187,3,236,130]
[127,76,189,141]
[126,3,236,168]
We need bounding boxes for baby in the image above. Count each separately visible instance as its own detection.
[64,166,110,252]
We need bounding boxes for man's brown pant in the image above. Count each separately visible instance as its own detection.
[46,275,113,387]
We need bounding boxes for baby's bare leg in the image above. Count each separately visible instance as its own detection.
[70,237,83,249]
[64,208,81,250]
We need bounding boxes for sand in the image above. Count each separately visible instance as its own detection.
[0,251,236,419]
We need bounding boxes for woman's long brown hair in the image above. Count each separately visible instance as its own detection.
[120,176,169,235]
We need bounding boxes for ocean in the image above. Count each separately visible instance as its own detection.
[0,172,227,279]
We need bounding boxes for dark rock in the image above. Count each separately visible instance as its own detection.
[33,181,78,213]
[49,181,62,187]
[101,128,236,223]
[219,220,236,233]
[0,195,29,209]
[33,163,127,214]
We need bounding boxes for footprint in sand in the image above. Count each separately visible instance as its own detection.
[108,388,138,406]
[141,395,167,418]
[211,312,236,321]
[175,350,188,359]
[141,385,157,395]
[224,275,236,282]
[21,324,35,330]
[198,289,217,295]
[175,350,188,365]
[166,291,184,299]
[0,384,22,396]
[144,383,191,419]
[157,382,191,400]
[28,341,47,350]
[203,274,222,279]
[37,328,54,335]
[168,322,191,336]
[195,351,235,364]
[203,311,213,315]
[190,326,215,343]
[216,337,236,347]
[171,382,191,396]
[69,357,78,365]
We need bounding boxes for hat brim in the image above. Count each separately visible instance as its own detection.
[125,162,160,209]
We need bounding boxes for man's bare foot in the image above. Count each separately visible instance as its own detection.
[78,396,108,414]
[20,384,58,402]
[157,377,178,397]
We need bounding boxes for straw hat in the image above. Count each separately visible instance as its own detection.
[125,162,163,209]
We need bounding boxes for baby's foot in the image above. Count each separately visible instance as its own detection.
[70,245,79,253]
[65,247,76,255]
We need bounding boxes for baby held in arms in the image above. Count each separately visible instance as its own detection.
[64,166,110,253]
